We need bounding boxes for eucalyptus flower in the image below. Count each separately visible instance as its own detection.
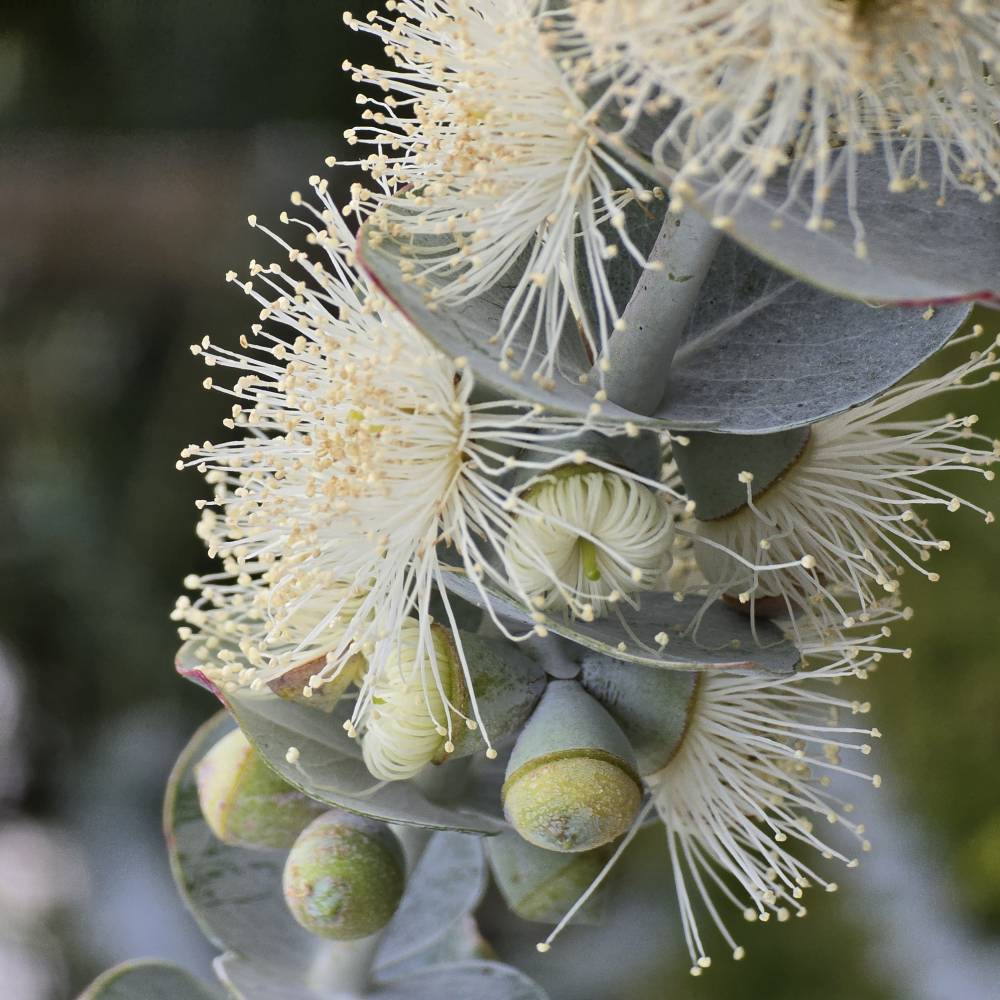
[505,465,673,617]
[360,620,463,781]
[174,180,679,759]
[571,0,1000,253]
[681,330,1000,634]
[541,638,888,974]
[343,0,659,384]
[646,651,881,975]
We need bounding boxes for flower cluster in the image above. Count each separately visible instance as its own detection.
[175,195,680,762]
[173,0,1000,989]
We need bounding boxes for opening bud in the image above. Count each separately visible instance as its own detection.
[361,621,464,782]
[502,680,642,853]
[361,624,545,781]
[282,810,405,940]
[195,727,325,849]
[505,465,672,618]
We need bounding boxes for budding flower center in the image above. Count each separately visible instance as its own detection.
[505,466,673,618]
[360,621,464,782]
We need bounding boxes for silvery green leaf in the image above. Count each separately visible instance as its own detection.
[447,634,547,759]
[663,241,966,432]
[488,830,612,925]
[441,570,798,675]
[358,201,968,434]
[375,915,488,978]
[671,427,811,521]
[608,129,1000,307]
[213,956,330,1000]
[223,686,504,834]
[372,961,550,1000]
[356,222,650,424]
[375,832,488,977]
[164,712,316,967]
[79,960,223,1000]
[579,654,698,776]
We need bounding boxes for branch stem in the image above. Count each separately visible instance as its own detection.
[598,208,722,415]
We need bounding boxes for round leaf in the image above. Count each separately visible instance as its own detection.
[164,712,316,967]
[222,685,504,834]
[441,569,799,675]
[375,832,488,977]
[357,205,969,433]
[79,960,222,1000]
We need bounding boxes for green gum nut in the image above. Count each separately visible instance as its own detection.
[488,830,613,924]
[282,810,405,940]
[195,728,325,849]
[502,680,642,853]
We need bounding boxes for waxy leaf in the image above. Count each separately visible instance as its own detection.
[441,570,799,675]
[358,201,968,434]
[370,961,549,1000]
[79,961,222,1000]
[375,832,488,977]
[213,957,329,1000]
[579,654,698,776]
[222,687,505,834]
[608,129,1000,308]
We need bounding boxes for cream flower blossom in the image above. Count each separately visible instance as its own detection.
[174,178,678,756]
[537,630,892,973]
[343,0,661,384]
[505,465,673,616]
[686,329,1000,635]
[571,0,1000,252]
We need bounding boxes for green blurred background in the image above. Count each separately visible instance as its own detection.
[0,4,998,999]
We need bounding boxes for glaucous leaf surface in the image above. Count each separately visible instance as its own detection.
[357,205,968,433]
[579,653,698,776]
[441,570,799,675]
[213,957,330,1000]
[164,712,318,967]
[375,832,488,978]
[608,128,1000,307]
[222,685,505,834]
[79,960,223,1000]
[370,961,550,1000]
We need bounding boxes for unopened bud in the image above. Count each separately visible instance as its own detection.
[502,681,641,853]
[195,728,325,849]
[283,811,405,940]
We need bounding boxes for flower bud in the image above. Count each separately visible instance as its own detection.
[195,728,324,849]
[489,830,612,924]
[361,621,462,782]
[360,624,546,781]
[282,811,405,940]
[503,681,641,853]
